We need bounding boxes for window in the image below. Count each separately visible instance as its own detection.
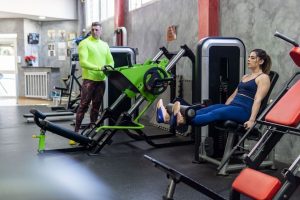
[100,0,114,21]
[129,0,156,11]
[86,0,100,27]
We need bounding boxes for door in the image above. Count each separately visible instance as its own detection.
[0,34,17,104]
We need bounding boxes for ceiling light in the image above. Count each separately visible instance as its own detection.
[38,16,46,20]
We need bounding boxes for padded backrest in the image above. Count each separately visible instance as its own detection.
[265,79,300,126]
[258,71,279,115]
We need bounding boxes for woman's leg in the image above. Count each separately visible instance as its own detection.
[191,105,250,126]
[156,99,170,123]
[195,104,227,115]
[172,101,185,126]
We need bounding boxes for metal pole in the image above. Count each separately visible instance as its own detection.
[165,48,186,72]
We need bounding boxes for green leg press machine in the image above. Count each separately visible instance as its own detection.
[31,45,195,154]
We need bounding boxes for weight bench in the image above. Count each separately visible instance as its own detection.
[145,153,300,200]
[231,154,300,200]
[30,109,95,153]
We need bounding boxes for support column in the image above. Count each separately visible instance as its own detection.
[114,0,125,29]
[198,0,219,40]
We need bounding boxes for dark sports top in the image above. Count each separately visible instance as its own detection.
[237,74,263,99]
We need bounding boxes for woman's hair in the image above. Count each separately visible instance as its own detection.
[251,49,272,74]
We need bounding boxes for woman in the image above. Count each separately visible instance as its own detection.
[156,49,272,129]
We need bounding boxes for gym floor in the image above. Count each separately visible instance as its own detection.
[0,105,299,200]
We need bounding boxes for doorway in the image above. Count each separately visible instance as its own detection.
[0,34,18,105]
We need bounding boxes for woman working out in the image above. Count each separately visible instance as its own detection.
[156,49,272,130]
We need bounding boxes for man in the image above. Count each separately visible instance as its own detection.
[73,22,114,138]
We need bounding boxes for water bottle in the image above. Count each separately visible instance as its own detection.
[52,91,60,106]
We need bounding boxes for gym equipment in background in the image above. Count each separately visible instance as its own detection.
[31,45,195,153]
[192,37,246,160]
[52,53,82,112]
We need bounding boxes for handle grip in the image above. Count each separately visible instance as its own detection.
[274,31,299,47]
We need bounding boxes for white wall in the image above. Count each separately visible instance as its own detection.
[0,0,77,20]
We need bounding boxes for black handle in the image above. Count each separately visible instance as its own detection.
[274,31,299,47]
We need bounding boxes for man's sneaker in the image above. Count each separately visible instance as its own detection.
[69,140,77,145]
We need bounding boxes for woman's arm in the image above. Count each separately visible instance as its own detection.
[225,89,238,105]
[244,74,271,129]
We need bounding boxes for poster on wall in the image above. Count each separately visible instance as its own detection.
[68,33,76,40]
[57,42,66,60]
[47,30,56,41]
[67,32,76,48]
[58,30,66,41]
[48,43,55,57]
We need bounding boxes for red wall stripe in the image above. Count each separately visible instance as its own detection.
[198,0,219,40]
[114,0,125,29]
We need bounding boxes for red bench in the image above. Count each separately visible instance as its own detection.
[232,168,282,200]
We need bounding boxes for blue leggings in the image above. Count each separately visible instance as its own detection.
[191,95,253,126]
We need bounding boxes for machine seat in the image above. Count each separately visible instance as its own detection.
[232,168,282,200]
[265,79,300,127]
[216,71,278,136]
[215,120,262,140]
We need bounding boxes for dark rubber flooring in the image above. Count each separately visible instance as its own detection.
[0,105,299,200]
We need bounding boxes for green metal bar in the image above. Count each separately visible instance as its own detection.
[38,134,46,152]
[96,122,144,132]
[134,100,154,122]
[32,129,46,152]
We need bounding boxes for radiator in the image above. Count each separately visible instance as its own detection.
[24,72,49,99]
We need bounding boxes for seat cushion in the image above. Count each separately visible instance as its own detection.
[232,168,281,200]
[265,80,300,127]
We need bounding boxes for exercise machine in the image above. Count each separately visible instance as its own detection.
[31,45,195,153]
[218,31,300,173]
[86,45,195,154]
[192,37,246,161]
[103,46,137,125]
[144,32,300,199]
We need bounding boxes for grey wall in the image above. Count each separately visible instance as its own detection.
[40,20,78,76]
[102,0,198,80]
[0,19,25,97]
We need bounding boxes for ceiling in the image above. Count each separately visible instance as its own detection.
[0,11,68,21]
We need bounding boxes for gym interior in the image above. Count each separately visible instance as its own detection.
[0,0,300,199]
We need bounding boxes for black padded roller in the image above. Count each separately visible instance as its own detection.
[40,121,92,146]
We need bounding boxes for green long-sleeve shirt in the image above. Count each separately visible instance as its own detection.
[78,36,114,81]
